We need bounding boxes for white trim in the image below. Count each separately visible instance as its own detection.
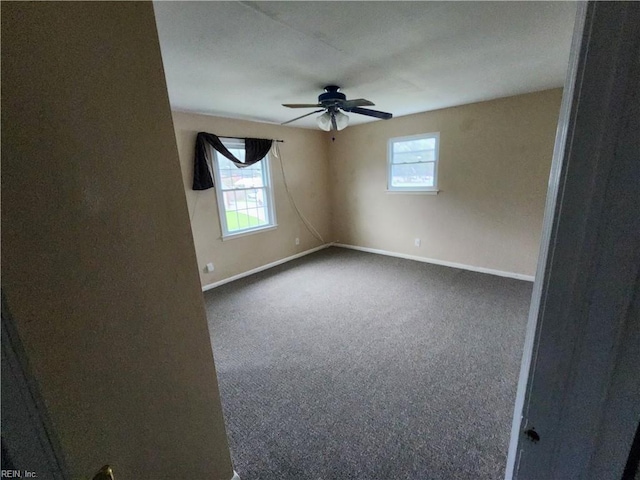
[505,4,589,478]
[230,471,241,480]
[1,295,70,478]
[221,224,278,241]
[385,189,439,195]
[210,141,277,239]
[202,243,333,292]
[387,132,440,192]
[333,243,534,282]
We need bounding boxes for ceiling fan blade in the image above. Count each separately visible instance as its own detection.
[282,103,322,108]
[281,109,324,125]
[340,98,375,108]
[344,106,393,120]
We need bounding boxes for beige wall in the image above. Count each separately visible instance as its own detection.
[329,89,562,277]
[2,3,233,479]
[177,89,560,284]
[172,112,331,287]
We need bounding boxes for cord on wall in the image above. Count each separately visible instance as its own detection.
[272,143,325,243]
[189,193,200,223]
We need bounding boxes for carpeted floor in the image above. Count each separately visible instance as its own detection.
[204,247,531,480]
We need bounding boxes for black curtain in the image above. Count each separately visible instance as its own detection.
[193,132,273,190]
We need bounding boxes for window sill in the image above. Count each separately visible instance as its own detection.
[221,224,278,241]
[386,189,440,195]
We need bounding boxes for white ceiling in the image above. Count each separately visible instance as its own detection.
[153,1,576,129]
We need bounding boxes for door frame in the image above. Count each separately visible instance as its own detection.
[505,2,640,478]
[1,291,70,478]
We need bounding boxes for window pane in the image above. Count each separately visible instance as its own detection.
[219,160,237,189]
[226,210,240,232]
[257,207,268,225]
[227,147,245,163]
[223,190,233,210]
[247,208,259,226]
[392,149,436,164]
[232,162,264,189]
[393,137,436,153]
[391,162,435,187]
[218,154,267,190]
[237,210,250,229]
[244,188,265,208]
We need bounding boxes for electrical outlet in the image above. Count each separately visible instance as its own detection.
[414,238,421,247]
[295,237,300,245]
[205,262,215,273]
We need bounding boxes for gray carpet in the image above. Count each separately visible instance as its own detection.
[204,247,530,480]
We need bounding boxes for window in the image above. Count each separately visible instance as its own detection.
[388,133,439,192]
[210,139,276,238]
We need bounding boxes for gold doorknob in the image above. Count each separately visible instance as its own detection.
[92,465,114,480]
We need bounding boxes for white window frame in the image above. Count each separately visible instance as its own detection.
[387,132,440,193]
[210,139,277,239]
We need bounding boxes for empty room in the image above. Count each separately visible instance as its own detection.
[5,2,639,480]
[153,2,573,479]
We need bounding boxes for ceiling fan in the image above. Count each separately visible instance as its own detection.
[281,85,393,131]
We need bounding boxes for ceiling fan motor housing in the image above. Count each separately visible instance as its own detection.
[319,85,346,106]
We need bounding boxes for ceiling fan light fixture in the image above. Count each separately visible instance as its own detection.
[335,110,349,131]
[317,111,332,131]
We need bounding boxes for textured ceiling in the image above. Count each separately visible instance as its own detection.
[153,1,576,129]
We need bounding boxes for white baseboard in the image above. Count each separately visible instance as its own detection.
[231,471,240,480]
[202,243,333,292]
[333,243,535,282]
